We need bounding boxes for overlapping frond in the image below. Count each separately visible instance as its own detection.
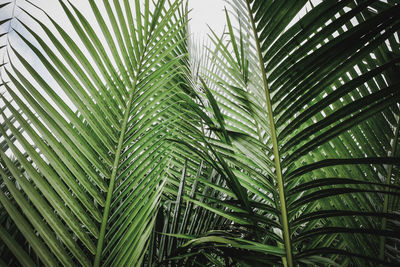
[169,0,400,266]
[0,0,198,266]
[0,0,399,266]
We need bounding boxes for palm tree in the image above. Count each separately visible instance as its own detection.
[0,0,399,266]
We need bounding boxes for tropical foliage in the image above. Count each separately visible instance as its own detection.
[0,0,399,266]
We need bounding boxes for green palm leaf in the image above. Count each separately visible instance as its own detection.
[0,0,197,266]
[0,0,399,266]
[175,0,400,266]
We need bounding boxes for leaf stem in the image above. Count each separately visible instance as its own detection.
[94,78,137,267]
[244,1,293,266]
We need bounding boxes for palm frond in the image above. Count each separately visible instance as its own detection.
[174,0,400,266]
[0,0,399,266]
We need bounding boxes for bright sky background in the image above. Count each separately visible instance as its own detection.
[0,0,228,117]
[188,0,226,37]
[0,0,228,77]
[0,0,227,42]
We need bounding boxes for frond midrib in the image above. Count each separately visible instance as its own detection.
[93,74,138,267]
[244,0,293,266]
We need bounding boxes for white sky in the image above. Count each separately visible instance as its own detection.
[0,0,227,80]
[0,0,228,117]
[0,0,226,40]
[188,0,226,37]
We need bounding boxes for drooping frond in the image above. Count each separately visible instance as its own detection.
[167,0,400,266]
[0,0,201,266]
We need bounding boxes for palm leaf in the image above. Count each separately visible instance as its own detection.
[0,0,198,266]
[0,0,399,266]
[176,0,400,266]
